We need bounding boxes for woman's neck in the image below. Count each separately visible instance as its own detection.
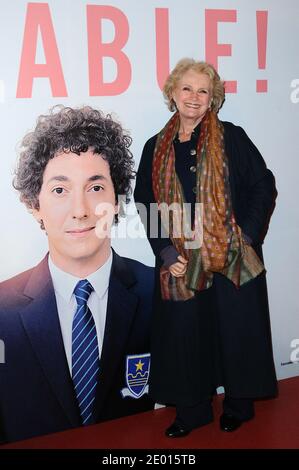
[178,117,201,142]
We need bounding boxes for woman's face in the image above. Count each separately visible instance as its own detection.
[172,69,212,122]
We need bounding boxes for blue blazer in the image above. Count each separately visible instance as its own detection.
[0,251,154,443]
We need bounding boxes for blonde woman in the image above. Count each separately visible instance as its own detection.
[134,59,277,437]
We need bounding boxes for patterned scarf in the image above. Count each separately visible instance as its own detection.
[152,110,265,301]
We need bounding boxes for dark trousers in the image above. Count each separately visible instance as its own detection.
[176,396,254,430]
[222,396,254,421]
[176,400,214,429]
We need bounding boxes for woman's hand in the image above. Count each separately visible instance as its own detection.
[168,255,188,277]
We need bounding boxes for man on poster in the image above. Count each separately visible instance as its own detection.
[0,105,154,443]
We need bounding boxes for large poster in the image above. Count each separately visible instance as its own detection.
[0,0,298,380]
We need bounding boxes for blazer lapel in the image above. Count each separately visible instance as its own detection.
[19,256,81,427]
[94,252,138,420]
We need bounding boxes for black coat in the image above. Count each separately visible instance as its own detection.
[134,121,278,406]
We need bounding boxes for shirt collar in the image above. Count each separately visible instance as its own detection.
[48,250,113,303]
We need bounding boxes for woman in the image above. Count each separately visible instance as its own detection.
[134,59,277,437]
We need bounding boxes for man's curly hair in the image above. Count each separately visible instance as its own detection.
[13,105,135,224]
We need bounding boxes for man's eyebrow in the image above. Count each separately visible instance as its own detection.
[46,176,69,184]
[46,174,108,184]
[88,175,108,182]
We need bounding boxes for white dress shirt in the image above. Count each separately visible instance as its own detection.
[48,251,112,374]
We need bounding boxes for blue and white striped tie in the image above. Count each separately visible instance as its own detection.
[72,280,99,425]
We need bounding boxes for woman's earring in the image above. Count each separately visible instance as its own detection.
[39,219,45,230]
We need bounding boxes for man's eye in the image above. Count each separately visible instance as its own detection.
[52,187,64,194]
[91,185,103,192]
[183,87,190,91]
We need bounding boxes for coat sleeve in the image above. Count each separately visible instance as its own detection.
[225,122,277,245]
[134,136,177,260]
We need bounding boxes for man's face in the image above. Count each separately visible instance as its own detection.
[33,149,117,270]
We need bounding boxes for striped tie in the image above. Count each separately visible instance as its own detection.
[72,280,99,425]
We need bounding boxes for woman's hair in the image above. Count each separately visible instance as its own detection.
[163,58,225,113]
[13,105,135,223]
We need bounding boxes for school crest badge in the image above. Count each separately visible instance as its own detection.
[121,353,150,398]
